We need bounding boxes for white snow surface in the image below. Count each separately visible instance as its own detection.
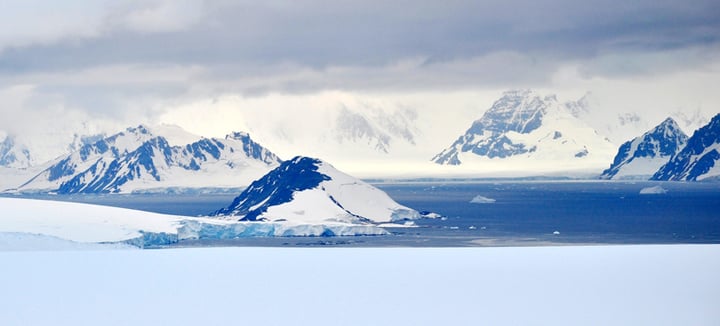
[612,156,669,179]
[149,123,202,146]
[0,198,389,247]
[1,245,718,326]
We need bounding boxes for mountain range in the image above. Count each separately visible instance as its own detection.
[1,90,718,191]
[11,125,281,194]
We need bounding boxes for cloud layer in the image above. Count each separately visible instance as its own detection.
[1,0,719,137]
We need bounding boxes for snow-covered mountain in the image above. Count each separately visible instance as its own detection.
[165,94,453,178]
[600,118,688,180]
[431,90,615,173]
[212,156,423,224]
[0,134,32,168]
[14,125,282,194]
[652,113,720,181]
[244,104,423,162]
[0,133,43,191]
[334,106,418,153]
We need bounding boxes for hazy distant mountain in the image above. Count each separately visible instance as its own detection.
[652,113,720,181]
[0,135,32,169]
[432,90,615,171]
[671,109,710,135]
[15,125,281,194]
[563,93,653,145]
[334,107,417,153]
[600,118,688,180]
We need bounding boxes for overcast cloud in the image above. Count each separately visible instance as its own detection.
[0,0,719,135]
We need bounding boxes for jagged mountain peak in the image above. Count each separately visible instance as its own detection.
[653,113,720,181]
[470,89,556,135]
[655,117,685,139]
[600,117,688,180]
[432,90,614,168]
[15,125,282,194]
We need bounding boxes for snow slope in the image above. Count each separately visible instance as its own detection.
[0,166,45,192]
[0,198,389,247]
[1,245,718,326]
[212,156,423,224]
[600,117,688,180]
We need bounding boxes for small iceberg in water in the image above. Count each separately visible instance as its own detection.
[470,195,496,204]
[639,186,667,195]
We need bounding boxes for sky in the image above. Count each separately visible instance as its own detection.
[1,0,719,152]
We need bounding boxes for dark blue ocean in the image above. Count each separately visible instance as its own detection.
[14,181,720,246]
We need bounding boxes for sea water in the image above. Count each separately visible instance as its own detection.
[11,181,720,246]
[377,181,720,245]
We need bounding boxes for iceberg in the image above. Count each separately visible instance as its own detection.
[639,186,667,195]
[470,195,497,204]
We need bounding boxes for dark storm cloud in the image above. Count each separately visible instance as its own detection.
[1,0,719,97]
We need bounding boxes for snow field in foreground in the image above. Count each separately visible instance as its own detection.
[1,245,718,326]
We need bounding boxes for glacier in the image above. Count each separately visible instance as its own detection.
[0,198,389,249]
